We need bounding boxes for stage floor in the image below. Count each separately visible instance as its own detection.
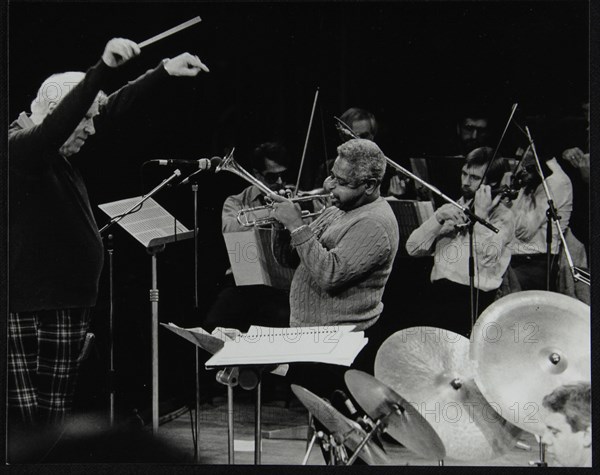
[157,392,540,466]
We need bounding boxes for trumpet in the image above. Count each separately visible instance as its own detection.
[237,193,333,227]
[215,148,332,227]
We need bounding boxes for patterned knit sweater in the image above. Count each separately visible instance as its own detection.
[273,197,399,330]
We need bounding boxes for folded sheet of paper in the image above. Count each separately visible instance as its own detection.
[205,325,367,368]
[161,323,242,355]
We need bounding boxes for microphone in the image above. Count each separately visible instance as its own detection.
[151,158,216,169]
[178,157,222,186]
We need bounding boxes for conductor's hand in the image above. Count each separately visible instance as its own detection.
[270,195,304,232]
[163,53,210,76]
[102,38,141,68]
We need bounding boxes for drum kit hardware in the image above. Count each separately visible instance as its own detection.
[291,291,590,466]
[291,384,389,465]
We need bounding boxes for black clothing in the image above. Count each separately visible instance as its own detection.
[8,61,169,312]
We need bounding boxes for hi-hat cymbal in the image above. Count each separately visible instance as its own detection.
[344,369,446,460]
[290,384,389,465]
[470,290,590,436]
[374,326,522,461]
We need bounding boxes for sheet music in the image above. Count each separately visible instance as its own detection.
[205,325,367,367]
[99,197,189,247]
[160,323,241,355]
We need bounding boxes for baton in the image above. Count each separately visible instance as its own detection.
[139,16,202,48]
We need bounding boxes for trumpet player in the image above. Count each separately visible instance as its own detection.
[203,142,292,332]
[270,138,399,397]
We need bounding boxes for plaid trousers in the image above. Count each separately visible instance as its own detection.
[8,308,90,426]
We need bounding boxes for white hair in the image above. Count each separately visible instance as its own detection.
[29,71,106,124]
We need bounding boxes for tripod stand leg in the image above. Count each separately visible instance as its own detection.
[302,431,318,465]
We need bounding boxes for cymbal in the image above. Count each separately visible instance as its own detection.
[344,369,446,460]
[374,326,522,461]
[470,290,591,436]
[290,384,389,465]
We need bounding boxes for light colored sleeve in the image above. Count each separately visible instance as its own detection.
[473,205,515,267]
[290,218,393,291]
[221,194,247,233]
[514,171,573,242]
[405,215,442,256]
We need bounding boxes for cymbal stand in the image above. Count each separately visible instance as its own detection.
[346,418,384,465]
[529,436,548,467]
[522,126,590,287]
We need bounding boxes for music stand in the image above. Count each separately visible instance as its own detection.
[99,196,195,433]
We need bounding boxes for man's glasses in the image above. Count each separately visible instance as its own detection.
[327,173,367,189]
[262,170,288,183]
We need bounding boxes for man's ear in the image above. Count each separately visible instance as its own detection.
[47,101,58,114]
[582,426,592,448]
[364,178,379,195]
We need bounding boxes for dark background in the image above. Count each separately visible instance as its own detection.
[7,0,589,424]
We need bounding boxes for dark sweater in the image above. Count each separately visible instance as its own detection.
[9,60,168,312]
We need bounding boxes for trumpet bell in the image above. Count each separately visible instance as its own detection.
[215,148,274,196]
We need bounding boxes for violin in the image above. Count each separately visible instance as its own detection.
[491,184,520,201]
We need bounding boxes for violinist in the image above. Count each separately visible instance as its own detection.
[202,142,292,333]
[405,147,515,337]
[508,150,573,291]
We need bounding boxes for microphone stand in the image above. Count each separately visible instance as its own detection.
[106,234,116,427]
[99,170,182,236]
[522,126,590,288]
[192,181,201,462]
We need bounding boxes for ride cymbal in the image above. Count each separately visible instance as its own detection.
[470,291,590,436]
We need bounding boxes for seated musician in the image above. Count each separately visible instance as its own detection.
[541,382,591,467]
[270,138,399,397]
[560,101,589,255]
[405,147,515,336]
[509,150,573,291]
[413,106,496,204]
[203,142,291,332]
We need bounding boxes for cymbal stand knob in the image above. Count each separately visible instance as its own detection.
[549,353,561,365]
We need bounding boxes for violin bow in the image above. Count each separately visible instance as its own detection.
[475,103,519,196]
[294,87,320,196]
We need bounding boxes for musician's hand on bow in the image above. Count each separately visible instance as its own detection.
[270,194,304,232]
[163,52,209,76]
[434,204,465,226]
[102,38,141,68]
